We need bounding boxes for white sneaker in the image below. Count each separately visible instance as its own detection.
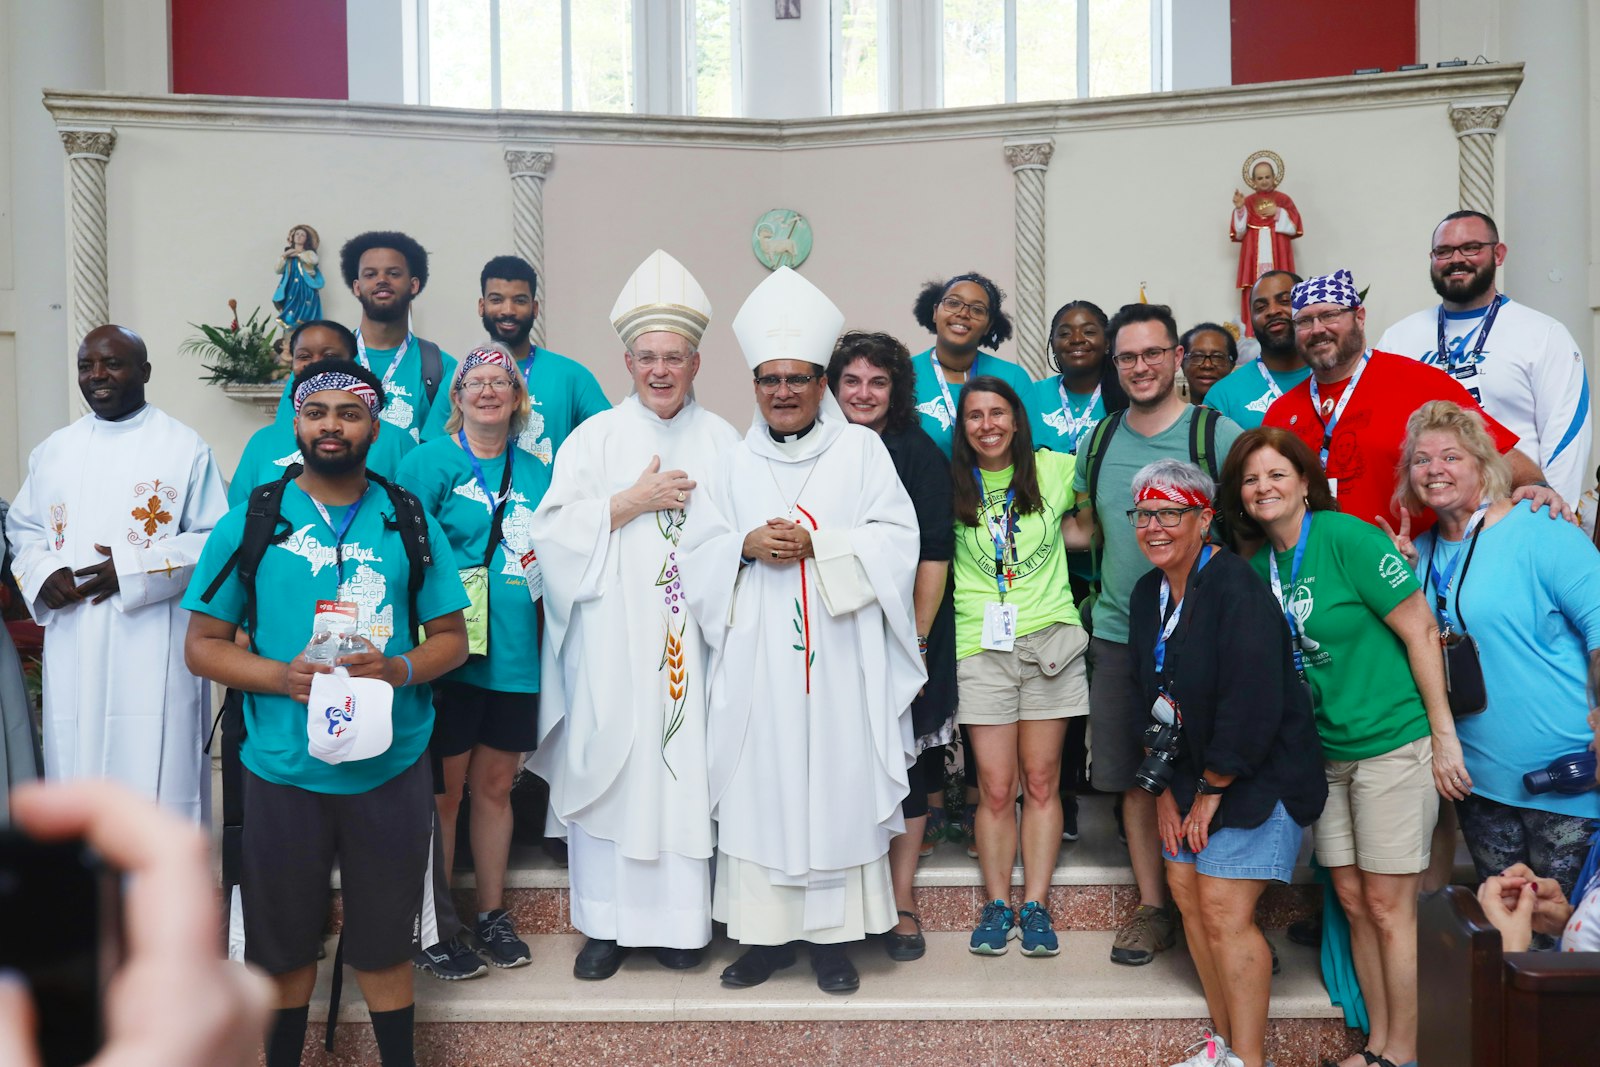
[1170,1030,1243,1067]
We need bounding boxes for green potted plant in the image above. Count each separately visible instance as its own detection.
[182,300,286,415]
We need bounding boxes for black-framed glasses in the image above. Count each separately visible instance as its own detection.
[1430,241,1492,261]
[1126,505,1202,528]
[1292,308,1355,332]
[938,295,990,319]
[1184,350,1234,368]
[755,373,818,392]
[1111,345,1176,368]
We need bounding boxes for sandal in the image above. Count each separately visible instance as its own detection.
[1320,1052,1379,1067]
[884,909,926,962]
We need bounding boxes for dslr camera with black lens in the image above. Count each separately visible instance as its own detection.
[1135,721,1182,795]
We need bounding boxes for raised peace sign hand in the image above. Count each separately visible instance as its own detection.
[1375,507,1418,568]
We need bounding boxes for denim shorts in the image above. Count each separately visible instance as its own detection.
[1162,799,1307,884]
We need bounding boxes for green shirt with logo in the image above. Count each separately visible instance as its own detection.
[1250,510,1430,761]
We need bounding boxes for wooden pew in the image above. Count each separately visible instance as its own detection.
[1418,885,1600,1066]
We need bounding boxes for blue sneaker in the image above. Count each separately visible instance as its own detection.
[1018,900,1060,957]
[969,898,1016,955]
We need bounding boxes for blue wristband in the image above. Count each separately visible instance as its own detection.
[398,653,414,687]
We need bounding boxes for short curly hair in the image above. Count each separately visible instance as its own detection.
[912,272,1013,351]
[340,231,430,291]
[825,331,917,435]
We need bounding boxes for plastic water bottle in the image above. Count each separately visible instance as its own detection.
[304,618,358,666]
[1523,749,1599,795]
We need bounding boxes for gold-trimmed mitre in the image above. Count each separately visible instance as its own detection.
[609,249,712,349]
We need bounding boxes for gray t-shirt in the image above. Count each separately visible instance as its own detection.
[1072,407,1243,644]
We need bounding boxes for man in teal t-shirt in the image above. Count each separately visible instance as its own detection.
[1204,270,1309,429]
[233,319,414,506]
[478,255,611,466]
[183,360,469,1067]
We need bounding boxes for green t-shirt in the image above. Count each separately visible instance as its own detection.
[229,418,415,508]
[397,436,552,692]
[953,448,1082,658]
[1072,407,1243,643]
[183,481,469,794]
[1249,511,1430,761]
[513,347,612,467]
[273,337,458,443]
[1202,360,1311,430]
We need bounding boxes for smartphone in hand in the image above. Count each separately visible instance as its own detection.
[0,830,121,1067]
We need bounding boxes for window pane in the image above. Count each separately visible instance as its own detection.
[428,0,492,108]
[942,0,1003,108]
[695,0,735,117]
[570,0,634,112]
[838,0,880,115]
[1088,0,1151,98]
[1016,0,1077,102]
[501,0,563,111]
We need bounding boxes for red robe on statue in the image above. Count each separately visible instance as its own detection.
[1232,190,1303,329]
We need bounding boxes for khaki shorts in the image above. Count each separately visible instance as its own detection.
[1314,736,1440,875]
[956,622,1090,726]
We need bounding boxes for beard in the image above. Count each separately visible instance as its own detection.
[481,310,533,348]
[1300,329,1365,375]
[1253,316,1297,359]
[1431,259,1496,304]
[358,290,413,324]
[296,431,373,476]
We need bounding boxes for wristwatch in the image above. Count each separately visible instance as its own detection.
[1195,777,1228,796]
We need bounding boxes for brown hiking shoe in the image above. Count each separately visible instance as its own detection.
[1110,903,1178,966]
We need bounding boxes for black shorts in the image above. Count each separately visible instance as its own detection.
[241,755,434,975]
[901,746,945,820]
[431,681,539,757]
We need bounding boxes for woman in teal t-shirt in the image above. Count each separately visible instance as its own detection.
[1220,425,1454,1067]
[397,344,550,970]
[950,376,1090,961]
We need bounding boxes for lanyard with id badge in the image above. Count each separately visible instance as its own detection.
[456,432,516,658]
[1267,511,1318,712]
[977,469,1020,652]
[1151,545,1214,728]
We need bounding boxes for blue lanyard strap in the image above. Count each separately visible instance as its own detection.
[1424,504,1489,630]
[1436,296,1503,377]
[974,467,1016,599]
[518,348,538,383]
[1307,351,1371,470]
[1155,545,1214,676]
[354,329,413,397]
[458,430,512,511]
[1267,511,1312,676]
[932,352,960,425]
[310,492,365,585]
[1056,379,1102,440]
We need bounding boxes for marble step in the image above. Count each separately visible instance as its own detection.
[298,931,1359,1067]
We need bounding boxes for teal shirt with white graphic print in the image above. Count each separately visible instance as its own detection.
[183,482,469,794]
[273,337,458,443]
[229,418,416,508]
[911,347,1037,457]
[1203,361,1311,430]
[1028,374,1107,453]
[510,346,611,467]
[397,437,552,692]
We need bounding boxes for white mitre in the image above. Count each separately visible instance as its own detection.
[731,266,845,373]
[609,249,712,349]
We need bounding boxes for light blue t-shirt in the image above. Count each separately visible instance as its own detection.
[397,437,552,693]
[229,419,416,508]
[510,346,612,467]
[1028,375,1108,453]
[184,481,469,794]
[911,347,1037,457]
[1415,502,1600,819]
[274,337,458,443]
[1202,360,1311,430]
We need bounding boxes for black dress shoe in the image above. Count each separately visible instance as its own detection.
[719,944,797,988]
[654,946,703,970]
[810,944,860,994]
[1288,914,1323,947]
[884,910,925,962]
[573,937,629,980]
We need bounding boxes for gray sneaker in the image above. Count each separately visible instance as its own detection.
[1110,903,1178,966]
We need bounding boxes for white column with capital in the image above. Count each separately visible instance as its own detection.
[59,128,117,363]
[1449,102,1507,216]
[504,145,555,348]
[1004,137,1054,379]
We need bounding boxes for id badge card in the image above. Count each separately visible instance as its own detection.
[1151,691,1180,726]
[521,548,544,603]
[313,599,360,632]
[981,602,1018,652]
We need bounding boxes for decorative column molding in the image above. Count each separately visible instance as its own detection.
[1449,102,1507,216]
[504,145,555,348]
[59,127,117,353]
[1004,137,1054,379]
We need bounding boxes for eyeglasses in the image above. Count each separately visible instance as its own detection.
[1184,351,1234,368]
[459,378,516,395]
[1292,308,1355,332]
[938,295,990,319]
[1111,345,1176,368]
[1126,505,1202,528]
[755,373,818,392]
[633,353,690,369]
[1430,241,1492,261]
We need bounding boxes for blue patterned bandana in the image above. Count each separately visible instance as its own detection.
[453,347,518,390]
[1291,269,1361,313]
[293,371,380,416]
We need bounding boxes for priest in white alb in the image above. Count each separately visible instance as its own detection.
[6,325,227,822]
[679,268,924,995]
[527,250,737,979]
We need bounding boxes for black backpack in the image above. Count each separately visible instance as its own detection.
[417,338,444,407]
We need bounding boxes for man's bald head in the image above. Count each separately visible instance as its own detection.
[77,324,151,420]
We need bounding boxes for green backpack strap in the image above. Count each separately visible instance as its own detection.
[1083,411,1124,596]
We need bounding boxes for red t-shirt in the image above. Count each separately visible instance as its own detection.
[1263,349,1519,531]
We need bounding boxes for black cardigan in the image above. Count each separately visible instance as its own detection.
[1127,547,1327,830]
[881,423,955,741]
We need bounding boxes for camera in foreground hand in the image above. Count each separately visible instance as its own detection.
[1135,721,1182,795]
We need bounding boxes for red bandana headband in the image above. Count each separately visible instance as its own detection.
[1136,482,1211,509]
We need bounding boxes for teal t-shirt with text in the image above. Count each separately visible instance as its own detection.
[911,347,1037,457]
[1203,361,1311,431]
[1028,375,1107,454]
[511,346,612,467]
[183,482,469,794]
[229,418,416,508]
[397,437,552,692]
[274,337,458,443]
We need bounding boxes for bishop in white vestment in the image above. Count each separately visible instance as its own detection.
[5,326,227,821]
[680,269,924,993]
[527,251,737,975]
